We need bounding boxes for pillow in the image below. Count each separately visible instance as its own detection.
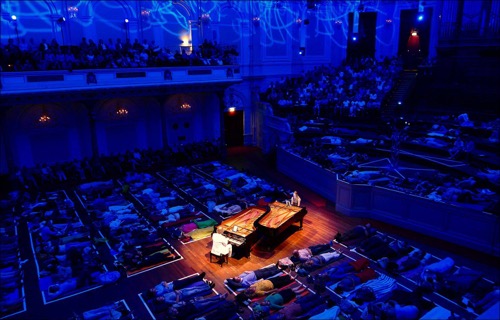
[194,219,217,229]
[181,222,198,234]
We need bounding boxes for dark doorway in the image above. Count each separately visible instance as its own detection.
[398,8,433,69]
[347,11,377,63]
[224,110,244,147]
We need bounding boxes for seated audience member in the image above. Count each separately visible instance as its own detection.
[291,242,333,262]
[335,223,376,243]
[166,292,229,319]
[236,274,295,302]
[155,280,215,305]
[145,272,206,298]
[225,265,281,290]
[252,286,308,317]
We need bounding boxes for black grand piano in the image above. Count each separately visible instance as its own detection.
[255,201,307,247]
[216,201,307,257]
[216,206,268,259]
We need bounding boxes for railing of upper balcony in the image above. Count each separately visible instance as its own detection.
[0,64,241,95]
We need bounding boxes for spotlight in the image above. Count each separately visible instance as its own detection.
[11,15,17,21]
[352,36,357,41]
[124,18,129,23]
[417,14,424,21]
[57,16,66,23]
[398,101,402,105]
[299,47,306,56]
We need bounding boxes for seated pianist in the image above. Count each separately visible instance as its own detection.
[286,191,301,206]
[212,227,233,258]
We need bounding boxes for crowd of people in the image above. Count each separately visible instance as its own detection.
[2,140,222,197]
[261,56,402,121]
[279,114,499,213]
[0,36,239,72]
[211,221,499,319]
[142,272,237,319]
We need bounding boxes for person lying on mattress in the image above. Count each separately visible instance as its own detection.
[251,286,308,318]
[235,274,295,303]
[225,265,281,290]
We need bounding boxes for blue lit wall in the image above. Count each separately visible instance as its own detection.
[1,0,442,70]
[5,0,478,172]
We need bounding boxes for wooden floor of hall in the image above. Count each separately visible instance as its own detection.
[13,146,499,320]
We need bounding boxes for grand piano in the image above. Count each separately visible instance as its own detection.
[216,201,307,258]
[255,201,307,242]
[216,206,268,258]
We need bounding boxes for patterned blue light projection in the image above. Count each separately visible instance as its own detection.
[1,0,414,52]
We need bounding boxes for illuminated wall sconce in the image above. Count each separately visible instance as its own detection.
[39,106,51,123]
[228,107,236,113]
[296,18,302,25]
[39,114,51,123]
[253,16,260,27]
[385,19,393,24]
[67,6,78,19]
[180,103,191,110]
[115,106,129,116]
[201,13,210,24]
[141,9,151,21]
[334,20,342,25]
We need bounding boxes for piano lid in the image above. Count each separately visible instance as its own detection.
[256,201,306,229]
[219,206,268,238]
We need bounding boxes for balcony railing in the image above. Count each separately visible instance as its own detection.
[0,65,241,95]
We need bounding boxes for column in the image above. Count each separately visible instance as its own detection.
[216,91,227,159]
[0,108,14,173]
[160,96,168,150]
[190,20,199,51]
[84,101,99,158]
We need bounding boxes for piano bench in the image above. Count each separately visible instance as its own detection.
[210,252,229,266]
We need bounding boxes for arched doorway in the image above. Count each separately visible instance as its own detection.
[224,110,244,147]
